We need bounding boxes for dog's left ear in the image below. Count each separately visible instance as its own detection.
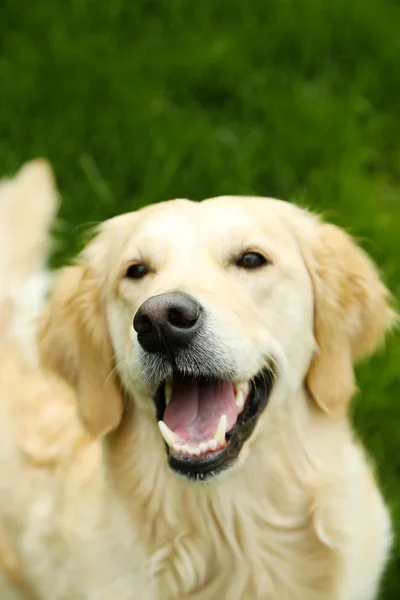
[39,262,124,438]
[299,220,396,414]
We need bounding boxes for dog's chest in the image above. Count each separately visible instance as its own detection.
[144,505,336,600]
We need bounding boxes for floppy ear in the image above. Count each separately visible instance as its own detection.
[303,221,396,414]
[39,264,124,438]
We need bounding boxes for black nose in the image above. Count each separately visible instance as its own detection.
[133,292,204,354]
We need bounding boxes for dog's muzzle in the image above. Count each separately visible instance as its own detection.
[133,292,275,481]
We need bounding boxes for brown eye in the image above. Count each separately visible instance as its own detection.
[236,252,268,270]
[125,263,149,280]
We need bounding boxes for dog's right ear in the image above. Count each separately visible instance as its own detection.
[39,265,124,438]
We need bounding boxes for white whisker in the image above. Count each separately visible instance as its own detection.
[103,355,128,388]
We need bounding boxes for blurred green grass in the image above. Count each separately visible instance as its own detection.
[1,0,399,596]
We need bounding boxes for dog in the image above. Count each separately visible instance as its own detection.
[0,160,396,600]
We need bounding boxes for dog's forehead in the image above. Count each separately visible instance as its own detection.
[131,196,294,240]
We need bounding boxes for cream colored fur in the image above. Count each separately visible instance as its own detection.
[0,161,396,600]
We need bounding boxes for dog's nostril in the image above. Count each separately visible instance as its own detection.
[134,314,153,335]
[168,307,199,329]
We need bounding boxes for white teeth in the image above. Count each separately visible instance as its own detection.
[165,381,172,405]
[213,414,227,445]
[170,437,225,456]
[236,381,250,394]
[189,447,201,457]
[234,390,245,410]
[158,421,177,447]
[234,381,249,411]
[209,439,218,451]
[161,418,229,456]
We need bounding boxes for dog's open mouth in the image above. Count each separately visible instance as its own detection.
[154,369,274,480]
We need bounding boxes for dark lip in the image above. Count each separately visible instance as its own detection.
[154,369,274,481]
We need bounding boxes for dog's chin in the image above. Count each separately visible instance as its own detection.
[153,368,275,482]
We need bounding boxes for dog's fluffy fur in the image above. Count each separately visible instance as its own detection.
[0,161,396,600]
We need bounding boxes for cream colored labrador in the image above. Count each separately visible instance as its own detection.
[0,160,396,600]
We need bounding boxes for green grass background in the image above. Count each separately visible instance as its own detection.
[1,0,399,596]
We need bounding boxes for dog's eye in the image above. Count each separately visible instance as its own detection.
[236,252,268,270]
[125,263,149,280]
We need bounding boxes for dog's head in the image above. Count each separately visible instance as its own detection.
[40,197,395,480]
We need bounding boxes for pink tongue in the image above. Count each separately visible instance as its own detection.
[163,378,239,442]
